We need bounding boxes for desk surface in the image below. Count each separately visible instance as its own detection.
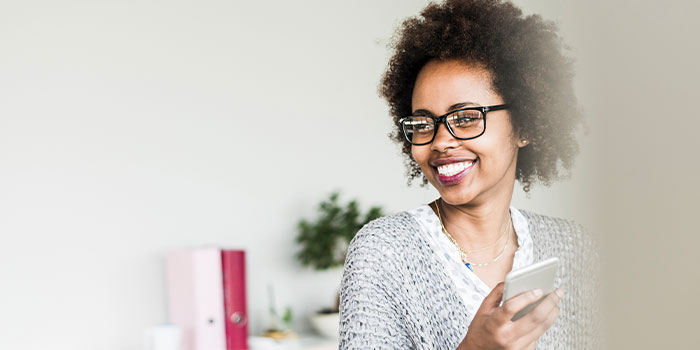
[249,335,338,350]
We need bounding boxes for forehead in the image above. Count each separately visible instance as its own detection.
[411,59,501,113]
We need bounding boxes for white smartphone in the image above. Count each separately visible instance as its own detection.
[500,257,559,321]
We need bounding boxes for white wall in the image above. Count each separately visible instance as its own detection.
[0,1,593,349]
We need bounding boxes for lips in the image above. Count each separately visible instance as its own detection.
[430,158,477,185]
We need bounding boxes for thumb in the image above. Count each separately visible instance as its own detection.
[478,282,505,312]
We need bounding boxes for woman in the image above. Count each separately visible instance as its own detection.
[339,0,601,349]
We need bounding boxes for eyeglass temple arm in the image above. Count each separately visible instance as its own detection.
[484,104,509,113]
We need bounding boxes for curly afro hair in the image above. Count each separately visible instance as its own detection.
[380,0,583,192]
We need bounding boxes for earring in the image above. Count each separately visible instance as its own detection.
[521,139,528,144]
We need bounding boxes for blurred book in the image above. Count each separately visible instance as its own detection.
[166,247,249,350]
[222,249,249,350]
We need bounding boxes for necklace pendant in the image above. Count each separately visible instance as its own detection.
[465,262,473,271]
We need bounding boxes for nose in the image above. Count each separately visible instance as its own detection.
[430,122,460,152]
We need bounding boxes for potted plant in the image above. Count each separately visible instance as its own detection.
[295,192,384,339]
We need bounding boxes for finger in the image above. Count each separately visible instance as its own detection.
[478,281,506,313]
[514,293,562,345]
[496,287,544,323]
[515,288,563,329]
[512,336,538,350]
[518,304,561,347]
[538,302,560,332]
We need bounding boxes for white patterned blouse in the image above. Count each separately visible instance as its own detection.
[406,204,535,326]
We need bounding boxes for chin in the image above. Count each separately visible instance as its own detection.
[439,191,479,206]
[430,179,480,206]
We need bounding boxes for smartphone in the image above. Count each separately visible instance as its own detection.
[500,257,559,321]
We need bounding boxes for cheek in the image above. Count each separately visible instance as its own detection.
[411,146,431,170]
[473,137,518,169]
[481,122,519,158]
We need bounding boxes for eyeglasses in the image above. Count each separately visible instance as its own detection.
[398,104,509,145]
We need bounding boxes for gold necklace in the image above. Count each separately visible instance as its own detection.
[433,199,509,254]
[434,199,512,271]
[434,201,508,254]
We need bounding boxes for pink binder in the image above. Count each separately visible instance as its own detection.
[221,250,249,350]
[166,248,227,350]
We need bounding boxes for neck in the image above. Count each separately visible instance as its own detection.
[437,183,515,252]
[435,151,520,253]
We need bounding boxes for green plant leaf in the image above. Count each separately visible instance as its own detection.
[295,192,385,270]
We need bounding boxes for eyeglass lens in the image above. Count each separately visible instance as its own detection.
[403,109,484,144]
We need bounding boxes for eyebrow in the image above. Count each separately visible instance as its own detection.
[413,101,480,115]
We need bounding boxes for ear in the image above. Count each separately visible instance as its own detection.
[517,137,529,148]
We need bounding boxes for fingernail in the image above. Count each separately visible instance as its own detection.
[532,289,543,298]
[555,289,564,298]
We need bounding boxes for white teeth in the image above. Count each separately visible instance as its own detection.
[436,161,474,176]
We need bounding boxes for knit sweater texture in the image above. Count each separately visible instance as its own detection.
[339,209,602,349]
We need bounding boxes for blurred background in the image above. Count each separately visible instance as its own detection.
[0,0,698,349]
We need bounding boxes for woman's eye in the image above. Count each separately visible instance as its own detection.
[415,123,433,132]
[457,117,474,125]
[451,112,482,127]
[408,118,433,133]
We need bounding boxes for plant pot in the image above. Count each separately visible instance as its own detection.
[309,312,340,339]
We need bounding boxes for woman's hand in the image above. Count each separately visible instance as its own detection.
[457,282,564,350]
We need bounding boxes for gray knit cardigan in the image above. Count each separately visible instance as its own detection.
[339,209,602,349]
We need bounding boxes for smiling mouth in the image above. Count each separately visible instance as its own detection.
[432,159,477,185]
[435,160,475,176]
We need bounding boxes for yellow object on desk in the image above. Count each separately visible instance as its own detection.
[262,329,297,341]
[249,334,338,350]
